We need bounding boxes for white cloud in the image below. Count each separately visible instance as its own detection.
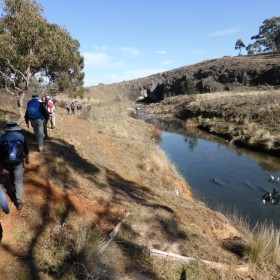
[119,47,141,56]
[155,50,167,55]
[207,27,239,37]
[84,75,100,87]
[83,52,110,66]
[160,60,173,65]
[104,68,166,84]
[84,67,167,87]
[92,44,108,51]
[102,60,127,69]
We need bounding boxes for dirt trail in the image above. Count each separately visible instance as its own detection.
[0,100,194,275]
[0,107,129,274]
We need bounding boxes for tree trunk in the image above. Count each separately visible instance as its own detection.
[17,91,25,121]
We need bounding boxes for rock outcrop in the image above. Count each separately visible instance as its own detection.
[107,53,280,102]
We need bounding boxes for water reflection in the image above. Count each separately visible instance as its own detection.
[147,118,280,227]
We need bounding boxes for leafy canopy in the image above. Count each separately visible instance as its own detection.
[0,0,84,96]
[251,16,280,53]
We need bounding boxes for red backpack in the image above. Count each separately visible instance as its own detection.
[47,100,54,114]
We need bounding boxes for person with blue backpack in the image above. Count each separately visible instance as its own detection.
[0,122,29,211]
[25,94,49,152]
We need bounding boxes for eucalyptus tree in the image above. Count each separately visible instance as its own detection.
[44,23,84,92]
[251,16,280,53]
[246,42,262,55]
[235,39,246,55]
[0,0,84,118]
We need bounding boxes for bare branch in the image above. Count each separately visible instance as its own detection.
[0,69,24,95]
[0,69,14,83]
[6,59,27,83]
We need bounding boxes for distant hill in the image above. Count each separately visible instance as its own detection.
[90,53,280,102]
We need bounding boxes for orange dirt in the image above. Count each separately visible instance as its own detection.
[0,107,128,275]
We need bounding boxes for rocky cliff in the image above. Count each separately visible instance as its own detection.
[98,53,280,102]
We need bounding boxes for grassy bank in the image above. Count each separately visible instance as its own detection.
[0,89,279,279]
[146,89,280,156]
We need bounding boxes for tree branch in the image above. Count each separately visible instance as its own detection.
[6,59,28,83]
[97,213,249,274]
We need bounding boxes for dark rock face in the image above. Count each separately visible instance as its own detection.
[123,53,280,102]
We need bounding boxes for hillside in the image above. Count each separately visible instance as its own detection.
[94,53,280,102]
[90,54,280,156]
[1,89,277,280]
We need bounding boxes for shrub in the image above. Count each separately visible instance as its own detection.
[150,127,162,143]
[184,79,197,94]
[245,223,280,266]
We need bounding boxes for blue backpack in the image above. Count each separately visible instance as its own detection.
[27,98,42,119]
[0,140,26,164]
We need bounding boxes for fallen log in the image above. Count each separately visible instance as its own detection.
[98,212,130,254]
[99,214,249,274]
[150,248,249,273]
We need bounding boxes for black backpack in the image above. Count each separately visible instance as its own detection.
[0,140,26,164]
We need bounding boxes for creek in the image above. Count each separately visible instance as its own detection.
[146,118,280,228]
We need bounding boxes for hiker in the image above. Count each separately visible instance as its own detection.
[71,101,75,115]
[45,95,56,129]
[52,97,59,107]
[25,94,49,152]
[0,122,29,211]
[40,96,50,140]
[52,97,59,127]
[65,101,70,114]
[76,103,82,115]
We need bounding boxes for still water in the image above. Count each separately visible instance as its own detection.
[153,120,280,227]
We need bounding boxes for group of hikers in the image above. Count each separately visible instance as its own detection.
[0,93,58,215]
[65,101,83,115]
[65,101,92,116]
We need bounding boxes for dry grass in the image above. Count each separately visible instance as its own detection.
[245,223,280,266]
[224,207,251,238]
[143,147,178,177]
[150,127,162,143]
[2,84,280,279]
[148,89,280,154]
[72,218,109,279]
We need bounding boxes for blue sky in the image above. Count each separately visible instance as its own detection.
[36,0,280,87]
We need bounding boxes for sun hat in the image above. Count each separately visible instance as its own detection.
[4,121,22,131]
[32,94,40,99]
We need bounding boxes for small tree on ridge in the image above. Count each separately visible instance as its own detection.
[235,39,246,55]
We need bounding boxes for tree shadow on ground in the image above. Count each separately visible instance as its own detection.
[104,169,174,213]
[0,121,103,279]
[0,119,188,279]
[221,237,247,258]
[116,238,158,280]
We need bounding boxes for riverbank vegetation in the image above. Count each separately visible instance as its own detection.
[245,223,280,266]
[146,89,280,156]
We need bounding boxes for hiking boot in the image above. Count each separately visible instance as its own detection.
[16,202,23,211]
